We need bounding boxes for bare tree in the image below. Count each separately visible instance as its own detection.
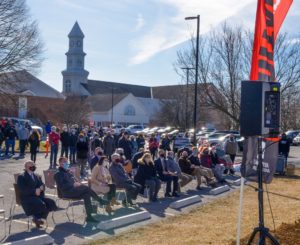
[58,96,91,126]
[0,0,44,96]
[175,22,300,130]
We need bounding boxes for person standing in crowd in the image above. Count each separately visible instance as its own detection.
[114,128,125,148]
[90,156,119,213]
[17,161,57,228]
[160,134,171,151]
[49,126,60,169]
[69,128,78,165]
[118,132,132,161]
[103,130,115,160]
[4,122,18,156]
[109,153,141,206]
[55,157,108,223]
[28,130,40,163]
[179,151,217,190]
[91,133,103,152]
[279,133,291,161]
[166,151,193,191]
[45,121,52,135]
[17,124,29,158]
[0,126,4,157]
[76,133,89,178]
[224,134,238,164]
[136,133,145,149]
[60,126,70,158]
[90,147,103,171]
[134,153,161,202]
[149,134,159,159]
[129,135,138,156]
[155,149,179,197]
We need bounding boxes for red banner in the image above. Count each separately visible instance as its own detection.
[250,0,293,82]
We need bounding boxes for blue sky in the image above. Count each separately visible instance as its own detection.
[26,0,299,92]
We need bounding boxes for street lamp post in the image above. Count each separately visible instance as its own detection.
[181,67,195,130]
[185,15,200,145]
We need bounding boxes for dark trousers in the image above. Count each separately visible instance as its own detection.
[145,178,161,200]
[150,149,157,159]
[31,152,37,163]
[63,185,100,217]
[23,197,57,220]
[19,140,27,155]
[69,146,76,164]
[5,139,15,155]
[61,145,69,158]
[229,154,236,163]
[160,175,179,194]
[107,184,116,201]
[50,144,58,168]
[123,181,141,201]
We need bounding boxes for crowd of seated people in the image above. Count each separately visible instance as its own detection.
[16,129,238,225]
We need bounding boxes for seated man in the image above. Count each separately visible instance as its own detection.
[179,151,217,190]
[54,157,108,223]
[155,149,179,197]
[166,151,193,191]
[17,161,57,228]
[109,153,141,205]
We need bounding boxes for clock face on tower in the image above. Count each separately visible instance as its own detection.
[76,40,81,47]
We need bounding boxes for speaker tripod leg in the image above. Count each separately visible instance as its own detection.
[264,231,280,245]
[247,227,260,245]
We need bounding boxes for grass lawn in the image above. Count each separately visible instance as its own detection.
[91,169,300,245]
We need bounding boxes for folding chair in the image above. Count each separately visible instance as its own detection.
[0,195,6,239]
[8,184,32,234]
[56,187,84,222]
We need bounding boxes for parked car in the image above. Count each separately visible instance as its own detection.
[173,134,191,152]
[125,125,144,134]
[207,133,230,145]
[292,133,300,146]
[285,130,300,144]
[111,124,124,134]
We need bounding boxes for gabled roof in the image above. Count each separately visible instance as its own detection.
[87,93,129,112]
[68,21,84,38]
[83,79,152,98]
[0,70,64,99]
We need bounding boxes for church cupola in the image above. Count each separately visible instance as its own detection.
[62,21,89,95]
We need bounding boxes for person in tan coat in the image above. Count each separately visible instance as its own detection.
[90,156,119,213]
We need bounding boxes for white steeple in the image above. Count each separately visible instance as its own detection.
[62,21,89,95]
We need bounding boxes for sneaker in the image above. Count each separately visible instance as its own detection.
[224,169,229,175]
[85,216,98,223]
[229,169,235,175]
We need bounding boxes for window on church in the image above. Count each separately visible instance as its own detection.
[124,105,135,116]
[65,80,71,93]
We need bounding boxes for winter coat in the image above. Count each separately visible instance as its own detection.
[60,132,70,147]
[134,160,158,188]
[103,135,115,156]
[76,140,88,159]
[91,164,111,194]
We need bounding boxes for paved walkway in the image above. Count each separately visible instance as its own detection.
[0,146,298,244]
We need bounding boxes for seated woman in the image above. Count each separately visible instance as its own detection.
[134,153,161,202]
[90,156,119,213]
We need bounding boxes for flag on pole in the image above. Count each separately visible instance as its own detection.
[242,0,292,183]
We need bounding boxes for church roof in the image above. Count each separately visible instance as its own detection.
[68,21,84,38]
[0,70,64,99]
[87,93,129,112]
[83,79,152,98]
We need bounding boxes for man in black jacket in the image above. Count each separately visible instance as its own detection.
[69,129,78,165]
[118,132,132,160]
[76,133,89,178]
[4,122,18,156]
[54,157,108,223]
[60,127,70,158]
[17,161,57,228]
[154,149,179,197]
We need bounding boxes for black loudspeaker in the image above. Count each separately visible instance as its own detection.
[240,80,280,136]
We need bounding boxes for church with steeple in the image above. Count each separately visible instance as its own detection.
[59,22,227,128]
